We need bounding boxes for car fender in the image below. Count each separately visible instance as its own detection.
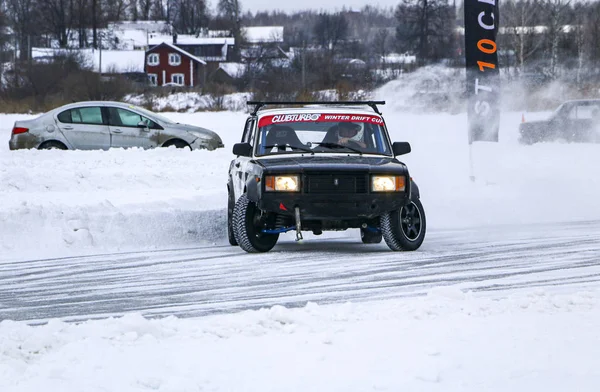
[410,179,420,200]
[38,125,74,149]
[246,175,261,203]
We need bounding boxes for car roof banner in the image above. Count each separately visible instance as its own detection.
[258,114,384,127]
[464,0,500,143]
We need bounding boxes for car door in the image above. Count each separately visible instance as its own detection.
[106,107,160,149]
[232,118,256,199]
[572,103,599,142]
[56,106,110,150]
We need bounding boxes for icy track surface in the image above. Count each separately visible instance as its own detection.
[2,109,600,391]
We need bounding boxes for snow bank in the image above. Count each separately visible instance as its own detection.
[1,288,599,391]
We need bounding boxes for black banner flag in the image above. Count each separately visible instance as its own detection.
[464,0,500,143]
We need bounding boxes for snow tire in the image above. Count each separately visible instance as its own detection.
[381,198,426,251]
[233,194,279,253]
[227,191,237,246]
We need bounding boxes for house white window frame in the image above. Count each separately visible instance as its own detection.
[171,73,185,86]
[148,74,158,86]
[147,53,159,66]
[169,53,182,66]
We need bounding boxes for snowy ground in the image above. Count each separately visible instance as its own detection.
[2,103,600,391]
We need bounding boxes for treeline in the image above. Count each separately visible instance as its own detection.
[0,0,599,111]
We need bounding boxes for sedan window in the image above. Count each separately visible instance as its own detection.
[71,107,104,125]
[109,107,159,128]
[57,110,72,123]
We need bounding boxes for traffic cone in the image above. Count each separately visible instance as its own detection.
[521,113,526,123]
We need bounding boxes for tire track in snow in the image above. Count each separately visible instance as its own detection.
[2,221,600,323]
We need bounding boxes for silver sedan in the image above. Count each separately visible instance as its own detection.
[8,101,224,151]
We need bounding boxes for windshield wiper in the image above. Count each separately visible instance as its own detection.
[262,144,314,154]
[310,142,363,154]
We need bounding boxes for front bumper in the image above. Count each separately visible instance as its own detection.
[258,192,410,220]
[191,137,224,151]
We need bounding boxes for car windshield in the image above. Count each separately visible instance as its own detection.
[128,105,176,124]
[255,113,392,156]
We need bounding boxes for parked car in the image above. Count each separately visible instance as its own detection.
[519,99,600,144]
[9,101,224,151]
[227,100,426,253]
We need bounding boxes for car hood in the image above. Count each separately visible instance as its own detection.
[257,155,407,174]
[171,123,222,140]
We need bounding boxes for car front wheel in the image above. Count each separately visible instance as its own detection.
[381,198,426,251]
[233,194,279,253]
[227,191,237,246]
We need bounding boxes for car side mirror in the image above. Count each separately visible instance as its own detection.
[137,120,148,128]
[233,142,252,157]
[392,142,411,156]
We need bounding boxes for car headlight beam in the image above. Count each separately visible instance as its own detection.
[265,175,300,192]
[371,175,406,192]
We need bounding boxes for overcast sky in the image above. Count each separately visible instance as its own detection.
[218,0,398,13]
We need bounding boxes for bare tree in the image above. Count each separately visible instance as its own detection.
[171,0,209,35]
[6,0,41,58]
[313,13,348,54]
[543,0,571,78]
[374,28,390,60]
[104,0,128,22]
[38,0,76,47]
[395,0,455,65]
[502,0,544,75]
[584,1,600,66]
[218,0,243,58]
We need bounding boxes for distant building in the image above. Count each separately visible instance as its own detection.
[144,42,207,87]
[242,26,284,44]
[148,34,235,63]
[31,47,146,74]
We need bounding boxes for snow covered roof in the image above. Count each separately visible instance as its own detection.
[243,26,284,44]
[31,47,146,73]
[218,62,246,78]
[148,34,234,46]
[147,42,207,65]
[108,20,172,33]
[381,53,416,64]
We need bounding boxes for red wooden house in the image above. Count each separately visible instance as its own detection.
[144,42,207,87]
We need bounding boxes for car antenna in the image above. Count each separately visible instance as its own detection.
[246,101,386,115]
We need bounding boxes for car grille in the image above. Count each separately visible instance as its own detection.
[304,173,368,194]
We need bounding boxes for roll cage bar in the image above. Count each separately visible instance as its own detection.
[247,101,386,116]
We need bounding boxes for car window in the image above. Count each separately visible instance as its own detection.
[110,108,159,128]
[255,113,392,156]
[574,104,600,120]
[242,118,255,145]
[70,107,104,125]
[57,110,71,123]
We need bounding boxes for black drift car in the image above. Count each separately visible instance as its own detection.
[227,101,426,253]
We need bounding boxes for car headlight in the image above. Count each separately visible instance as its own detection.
[265,175,300,192]
[371,175,406,192]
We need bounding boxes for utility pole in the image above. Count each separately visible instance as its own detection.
[99,34,102,76]
[301,40,306,90]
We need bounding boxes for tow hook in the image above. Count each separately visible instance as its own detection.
[294,206,303,241]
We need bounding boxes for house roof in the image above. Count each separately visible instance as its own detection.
[146,42,207,65]
[243,26,284,44]
[31,47,146,73]
[148,34,234,46]
[218,62,245,78]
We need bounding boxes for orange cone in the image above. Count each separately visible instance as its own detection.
[521,113,526,123]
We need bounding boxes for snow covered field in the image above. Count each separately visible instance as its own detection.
[2,102,600,391]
